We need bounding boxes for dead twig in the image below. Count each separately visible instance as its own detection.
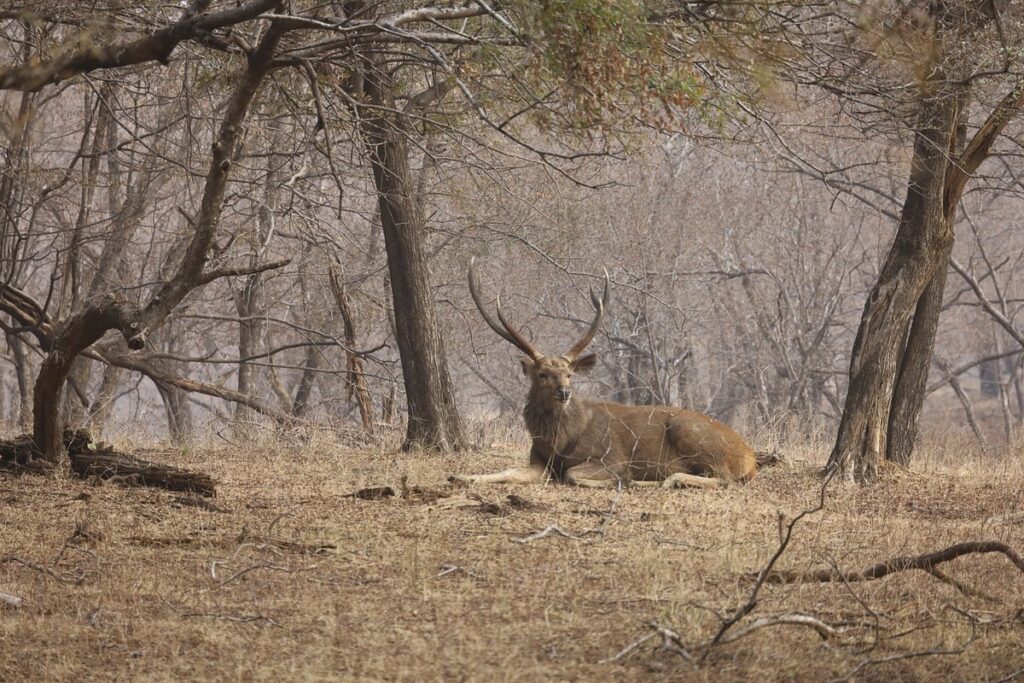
[991,666,1024,683]
[599,631,657,664]
[1,555,80,585]
[207,562,293,590]
[344,485,394,500]
[700,472,834,661]
[653,622,694,661]
[828,617,977,683]
[514,524,590,544]
[585,482,624,537]
[182,611,282,627]
[599,621,694,664]
[715,613,838,645]
[0,591,24,609]
[436,564,477,578]
[602,475,835,667]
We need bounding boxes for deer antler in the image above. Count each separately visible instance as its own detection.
[564,269,610,361]
[468,258,543,361]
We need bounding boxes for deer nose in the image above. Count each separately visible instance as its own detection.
[556,387,571,403]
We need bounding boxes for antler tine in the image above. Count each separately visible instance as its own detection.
[468,258,543,360]
[565,269,611,361]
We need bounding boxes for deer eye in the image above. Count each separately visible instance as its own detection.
[537,373,547,380]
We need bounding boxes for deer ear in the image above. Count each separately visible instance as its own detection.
[571,353,598,373]
[520,357,534,376]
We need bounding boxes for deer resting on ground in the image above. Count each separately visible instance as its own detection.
[453,263,757,489]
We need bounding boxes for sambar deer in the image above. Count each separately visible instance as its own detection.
[452,262,757,489]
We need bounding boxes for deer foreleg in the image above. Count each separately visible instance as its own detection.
[450,466,546,485]
[661,473,726,489]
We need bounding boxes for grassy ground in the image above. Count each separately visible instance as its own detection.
[2,430,1024,682]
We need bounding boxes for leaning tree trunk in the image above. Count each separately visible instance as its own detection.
[885,263,950,465]
[832,68,1024,475]
[354,63,464,451]
[825,88,960,482]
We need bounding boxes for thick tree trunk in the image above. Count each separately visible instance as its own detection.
[355,63,464,451]
[33,296,143,459]
[826,90,960,482]
[885,262,950,464]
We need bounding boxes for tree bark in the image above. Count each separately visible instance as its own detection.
[329,265,375,433]
[885,262,950,464]
[826,88,960,481]
[7,331,32,429]
[354,61,464,451]
[86,364,123,433]
[234,273,263,418]
[234,120,281,419]
[830,67,1024,477]
[291,344,321,417]
[33,296,143,459]
[155,379,194,443]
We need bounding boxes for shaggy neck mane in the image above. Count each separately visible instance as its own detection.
[522,387,590,452]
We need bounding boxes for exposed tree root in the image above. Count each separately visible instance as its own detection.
[761,541,1024,588]
[0,429,216,497]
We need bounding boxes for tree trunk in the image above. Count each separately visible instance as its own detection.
[234,272,263,418]
[291,344,321,417]
[155,379,194,443]
[355,62,463,451]
[234,121,280,419]
[825,88,960,482]
[86,364,123,433]
[980,354,1002,398]
[329,265,375,433]
[33,296,142,459]
[885,263,950,464]
[7,331,32,429]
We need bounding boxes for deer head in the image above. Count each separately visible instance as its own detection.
[468,259,610,407]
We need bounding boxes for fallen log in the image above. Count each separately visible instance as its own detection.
[0,434,42,468]
[758,540,1024,595]
[1,430,216,497]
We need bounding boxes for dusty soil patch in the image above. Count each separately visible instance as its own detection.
[2,441,1024,681]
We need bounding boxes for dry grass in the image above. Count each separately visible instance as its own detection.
[3,430,1024,682]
